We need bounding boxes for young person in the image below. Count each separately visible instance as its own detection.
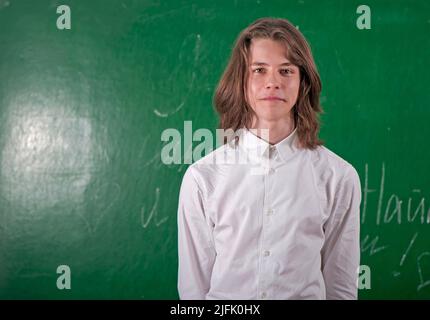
[177,17,362,300]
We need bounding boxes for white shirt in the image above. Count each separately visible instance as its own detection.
[177,127,361,300]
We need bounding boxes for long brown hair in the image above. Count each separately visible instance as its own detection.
[213,17,324,149]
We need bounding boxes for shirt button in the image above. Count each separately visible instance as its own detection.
[261,292,267,299]
[263,250,270,257]
[268,168,275,174]
[266,208,273,215]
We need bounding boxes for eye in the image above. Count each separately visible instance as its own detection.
[280,68,293,75]
[252,68,265,73]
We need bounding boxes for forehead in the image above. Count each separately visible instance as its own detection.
[248,38,290,62]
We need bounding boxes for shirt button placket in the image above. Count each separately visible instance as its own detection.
[260,147,276,300]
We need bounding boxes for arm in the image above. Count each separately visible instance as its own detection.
[321,165,362,300]
[177,167,216,300]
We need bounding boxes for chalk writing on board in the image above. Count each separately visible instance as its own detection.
[154,34,201,118]
[140,187,168,228]
[400,232,419,266]
[393,232,419,277]
[362,162,430,225]
[78,182,121,235]
[361,234,388,256]
[417,252,430,291]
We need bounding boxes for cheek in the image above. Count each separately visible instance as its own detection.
[248,78,262,97]
[287,79,301,97]
[247,79,258,104]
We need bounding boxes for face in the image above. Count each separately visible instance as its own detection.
[246,38,301,125]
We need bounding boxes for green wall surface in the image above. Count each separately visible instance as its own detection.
[0,0,429,299]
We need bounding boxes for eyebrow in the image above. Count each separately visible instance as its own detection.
[250,62,295,67]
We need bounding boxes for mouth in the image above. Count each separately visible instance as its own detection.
[261,97,286,102]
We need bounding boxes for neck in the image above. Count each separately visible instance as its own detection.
[248,115,296,145]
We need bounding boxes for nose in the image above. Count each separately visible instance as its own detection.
[265,71,280,89]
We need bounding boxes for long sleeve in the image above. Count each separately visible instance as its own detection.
[321,166,362,300]
[177,166,217,300]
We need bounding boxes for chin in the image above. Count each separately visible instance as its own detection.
[256,105,291,115]
[255,112,290,122]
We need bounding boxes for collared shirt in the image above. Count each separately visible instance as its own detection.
[177,127,361,300]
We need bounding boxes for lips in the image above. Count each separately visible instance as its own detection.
[261,96,285,102]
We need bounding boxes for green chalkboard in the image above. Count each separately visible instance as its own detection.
[0,0,429,299]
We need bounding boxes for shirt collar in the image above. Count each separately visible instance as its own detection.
[237,126,299,163]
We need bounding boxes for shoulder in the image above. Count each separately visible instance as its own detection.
[180,142,235,192]
[308,145,361,195]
